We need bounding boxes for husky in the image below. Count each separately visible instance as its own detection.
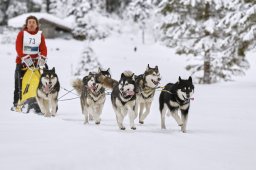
[135,64,161,124]
[72,71,106,124]
[111,71,137,130]
[36,67,60,117]
[97,73,118,90]
[159,76,194,133]
[98,67,111,78]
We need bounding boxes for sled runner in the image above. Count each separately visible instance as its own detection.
[16,55,46,113]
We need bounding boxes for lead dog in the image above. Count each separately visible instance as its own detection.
[36,67,60,117]
[159,76,194,133]
[135,64,161,124]
[111,71,137,130]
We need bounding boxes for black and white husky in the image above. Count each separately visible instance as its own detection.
[135,64,161,124]
[72,71,106,124]
[36,67,60,117]
[159,76,194,133]
[111,71,137,130]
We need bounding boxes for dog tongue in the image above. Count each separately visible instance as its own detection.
[44,85,50,93]
[125,90,135,96]
[89,86,97,92]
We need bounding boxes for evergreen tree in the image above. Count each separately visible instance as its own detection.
[216,0,256,81]
[70,0,110,40]
[160,0,254,83]
[69,0,94,40]
[74,45,101,76]
[6,1,28,19]
[125,0,154,43]
[0,0,10,25]
[48,0,72,18]
[106,0,121,13]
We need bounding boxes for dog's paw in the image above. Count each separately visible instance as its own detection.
[181,128,187,133]
[120,127,126,130]
[139,121,144,124]
[131,127,136,130]
[44,113,51,117]
[95,121,100,125]
[89,116,93,121]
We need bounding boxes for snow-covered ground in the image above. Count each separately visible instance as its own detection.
[0,31,256,170]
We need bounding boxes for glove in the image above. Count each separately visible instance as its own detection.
[22,55,33,67]
[38,55,47,68]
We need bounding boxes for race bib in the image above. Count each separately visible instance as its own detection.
[23,31,42,55]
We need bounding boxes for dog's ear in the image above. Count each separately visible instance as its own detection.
[89,72,93,75]
[146,64,150,71]
[155,65,158,71]
[121,73,125,78]
[188,76,192,82]
[82,76,89,84]
[131,73,135,81]
[52,67,55,73]
[107,68,111,77]
[43,68,47,73]
[178,76,182,83]
[98,68,102,73]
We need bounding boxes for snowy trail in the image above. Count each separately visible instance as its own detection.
[0,34,256,170]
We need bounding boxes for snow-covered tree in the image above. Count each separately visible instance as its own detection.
[106,0,120,13]
[70,0,95,40]
[6,1,28,20]
[70,0,114,40]
[0,0,10,25]
[159,0,254,83]
[47,0,72,18]
[1,0,41,25]
[125,0,154,43]
[74,45,101,76]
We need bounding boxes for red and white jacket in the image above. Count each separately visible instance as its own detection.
[15,28,47,64]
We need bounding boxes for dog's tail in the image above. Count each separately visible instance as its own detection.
[98,75,118,89]
[72,79,83,96]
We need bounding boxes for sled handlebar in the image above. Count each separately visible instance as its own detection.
[22,55,34,68]
[22,54,47,70]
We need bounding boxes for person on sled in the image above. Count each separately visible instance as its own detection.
[11,15,47,111]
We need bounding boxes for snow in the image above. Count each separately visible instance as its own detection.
[8,12,74,30]
[0,28,256,170]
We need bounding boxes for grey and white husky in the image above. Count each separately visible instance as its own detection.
[135,64,161,124]
[111,71,137,130]
[36,67,60,117]
[159,76,194,133]
[72,71,106,124]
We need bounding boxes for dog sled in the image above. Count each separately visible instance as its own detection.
[15,55,46,113]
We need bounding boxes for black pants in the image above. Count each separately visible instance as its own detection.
[13,64,26,106]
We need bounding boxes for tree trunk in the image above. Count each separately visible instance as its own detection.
[142,27,145,44]
[1,0,10,25]
[46,0,50,13]
[142,22,145,44]
[203,49,211,84]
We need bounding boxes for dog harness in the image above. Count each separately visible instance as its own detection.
[87,87,105,102]
[140,85,156,100]
[118,93,136,105]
